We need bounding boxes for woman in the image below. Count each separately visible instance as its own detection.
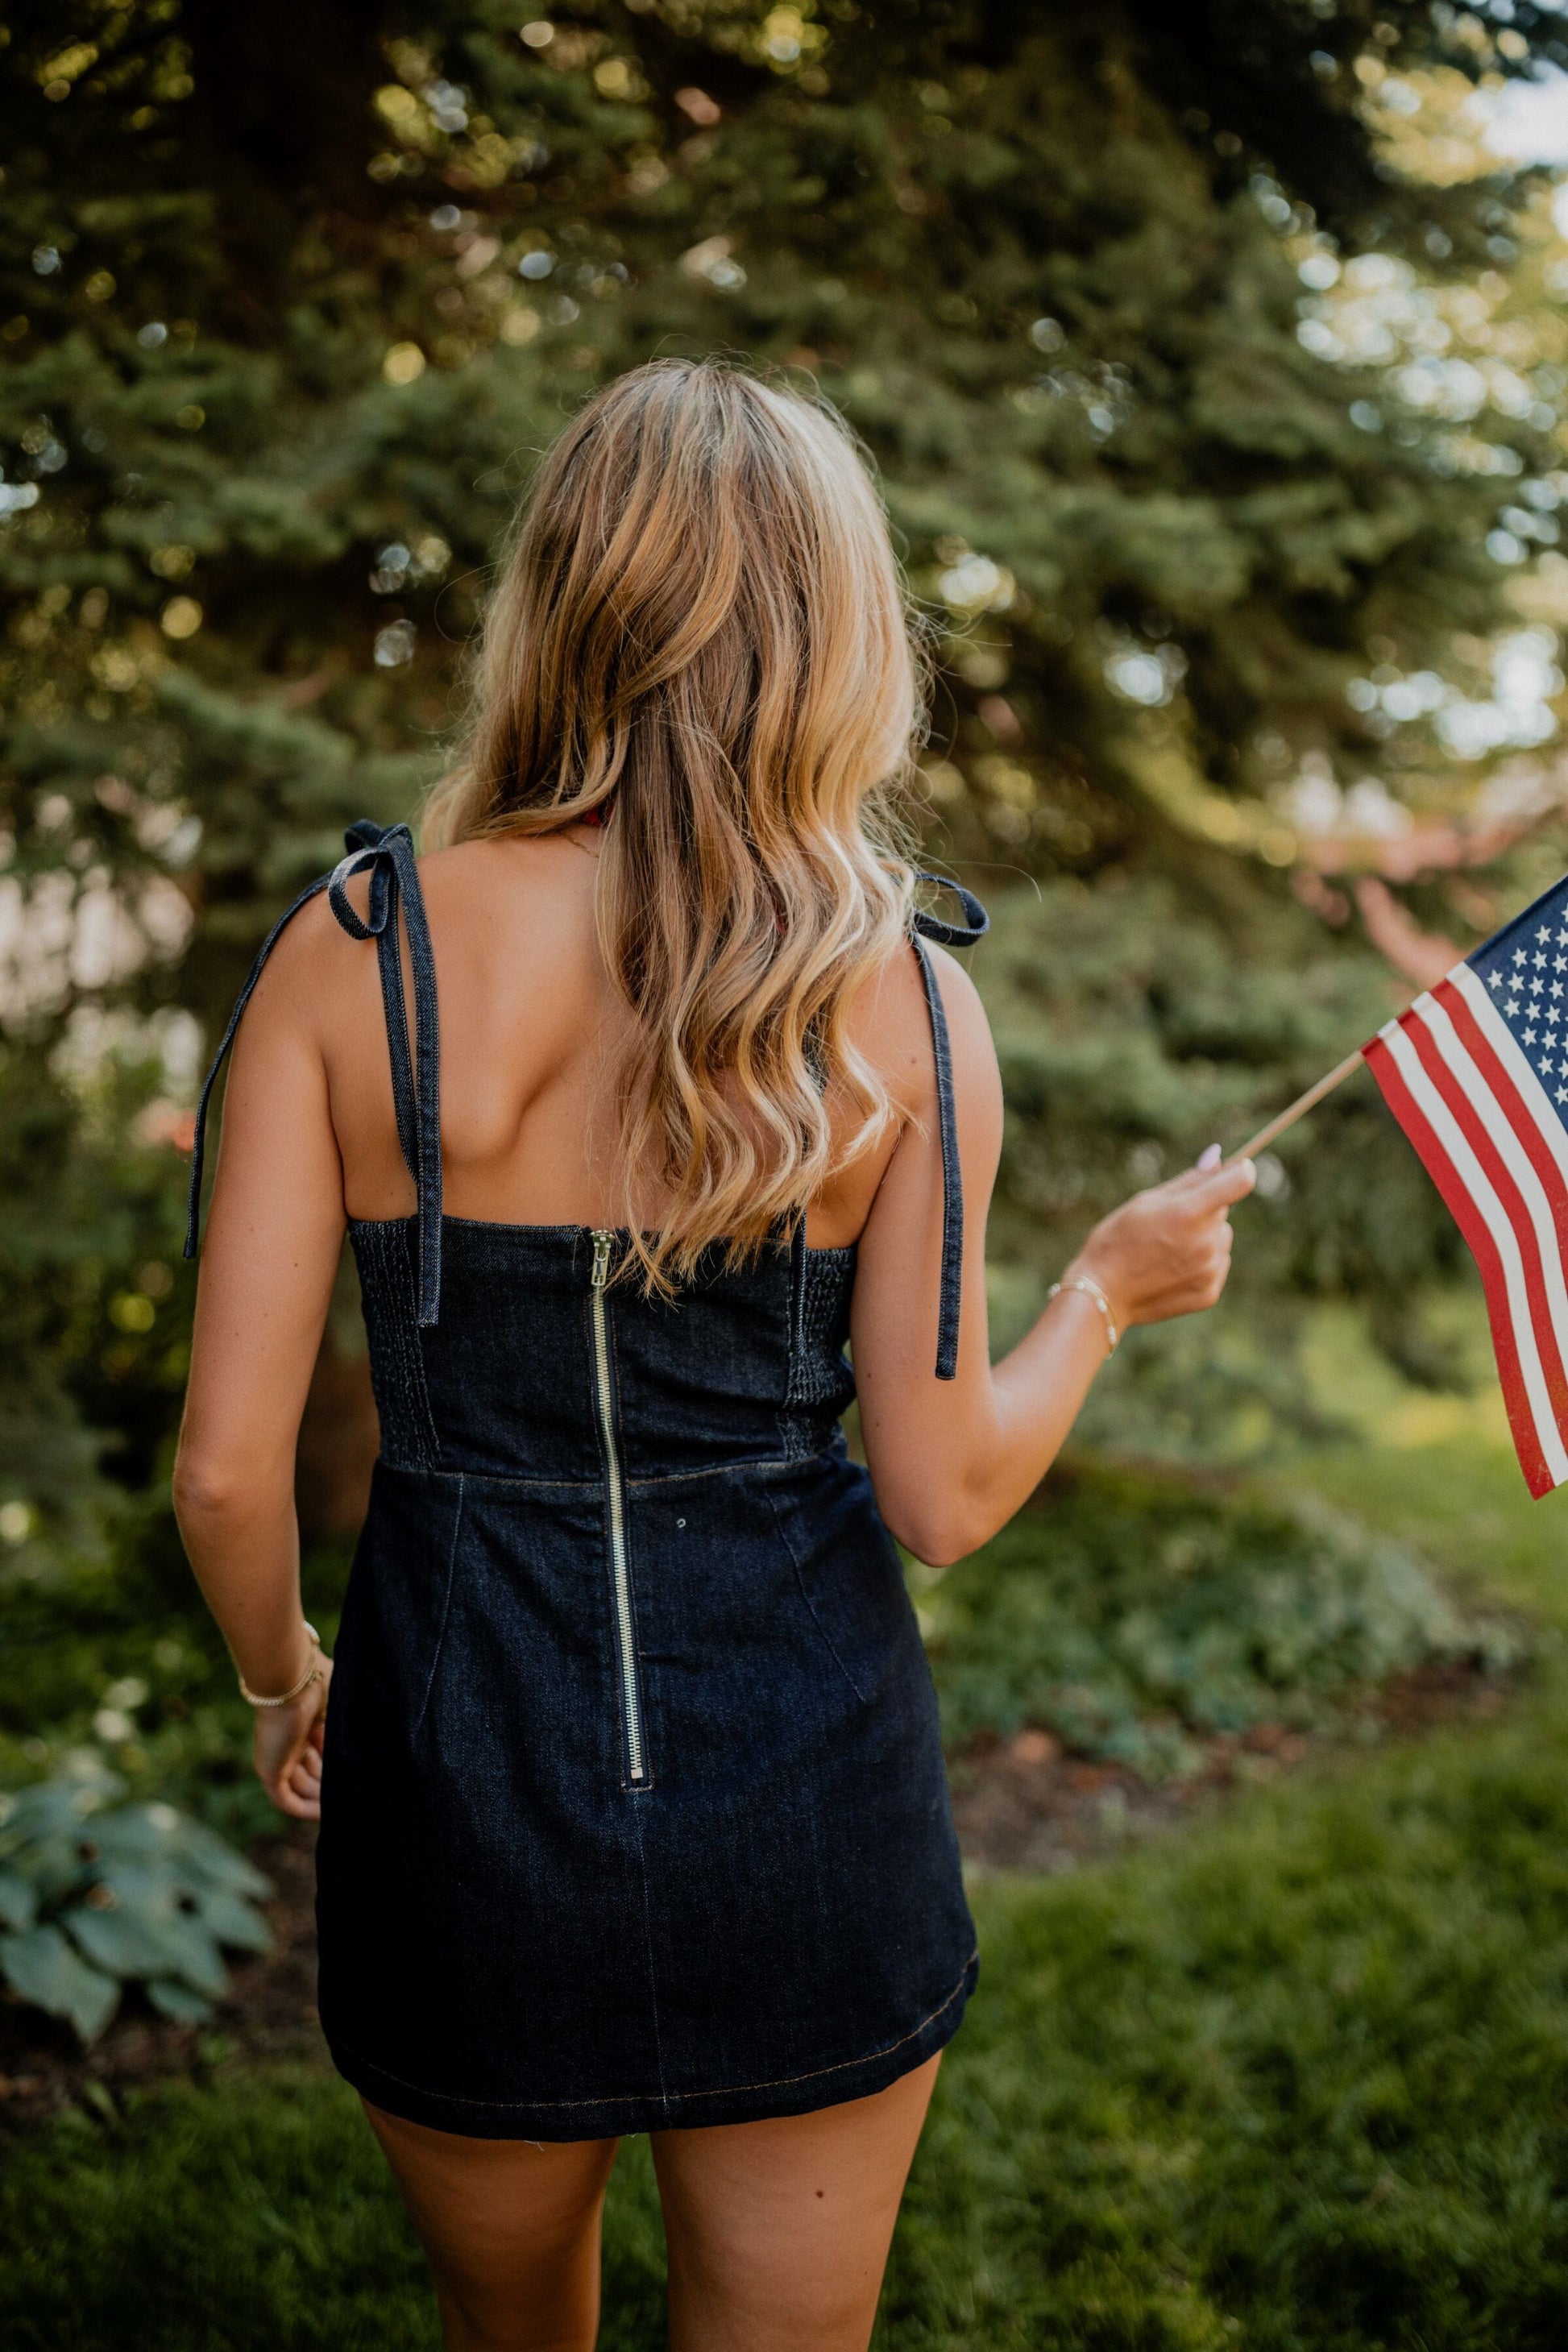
[174,359,1251,2352]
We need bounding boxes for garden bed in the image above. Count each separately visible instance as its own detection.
[0,1649,1521,2133]
[0,1827,321,2134]
[951,1649,1519,1874]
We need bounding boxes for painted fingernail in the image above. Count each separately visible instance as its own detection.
[1197,1143,1222,1171]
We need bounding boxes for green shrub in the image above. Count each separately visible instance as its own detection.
[923,1459,1520,1774]
[0,1530,355,1840]
[0,1765,270,2043]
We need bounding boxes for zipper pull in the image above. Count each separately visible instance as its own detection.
[591,1230,613,1290]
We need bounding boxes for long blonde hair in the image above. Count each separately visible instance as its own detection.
[423,359,924,1288]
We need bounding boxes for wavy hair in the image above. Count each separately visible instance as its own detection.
[422,359,925,1289]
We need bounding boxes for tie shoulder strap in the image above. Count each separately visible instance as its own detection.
[911,871,989,950]
[907,871,988,1382]
[183,819,445,1328]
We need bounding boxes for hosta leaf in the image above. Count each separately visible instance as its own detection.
[95,1860,183,1913]
[147,1977,214,2025]
[64,1900,230,1999]
[89,1810,176,1860]
[62,1903,179,1981]
[0,1870,36,1931]
[92,1806,271,1899]
[2,1925,120,2044]
[167,1822,272,1900]
[151,1916,230,2000]
[4,1782,103,1840]
[193,1888,272,1953]
[9,1831,92,1905]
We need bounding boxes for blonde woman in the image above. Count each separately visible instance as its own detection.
[174,361,1251,2352]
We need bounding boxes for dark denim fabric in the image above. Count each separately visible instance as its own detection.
[316,1221,977,2138]
[189,826,985,2140]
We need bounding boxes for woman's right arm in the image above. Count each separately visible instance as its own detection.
[851,945,1254,1566]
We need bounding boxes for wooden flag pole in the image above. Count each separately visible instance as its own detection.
[1225,1047,1367,1167]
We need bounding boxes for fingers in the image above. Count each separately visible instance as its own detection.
[1146,1159,1254,1217]
[254,1682,329,1819]
[1170,1152,1259,1204]
[264,1742,323,1820]
[1191,1155,1255,1209]
[269,1776,321,1823]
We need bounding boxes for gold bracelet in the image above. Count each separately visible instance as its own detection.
[1047,1273,1119,1355]
[239,1624,324,1708]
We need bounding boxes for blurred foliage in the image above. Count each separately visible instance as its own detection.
[0,1766,271,2045]
[923,1454,1520,1773]
[0,1535,353,1838]
[0,0,1565,1576]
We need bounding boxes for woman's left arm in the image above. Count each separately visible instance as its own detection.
[172,903,349,1819]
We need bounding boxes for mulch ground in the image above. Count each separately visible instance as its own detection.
[948,1656,1517,1876]
[0,1657,1518,2131]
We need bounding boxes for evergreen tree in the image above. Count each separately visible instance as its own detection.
[0,0,1562,1545]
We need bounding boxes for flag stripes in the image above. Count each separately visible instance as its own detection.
[1365,971,1568,1496]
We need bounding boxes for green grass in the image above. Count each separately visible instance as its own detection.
[1293,1299,1568,1614]
[0,2068,669,2351]
[892,1697,1568,2349]
[10,1305,1568,2348]
[10,1675,1568,2348]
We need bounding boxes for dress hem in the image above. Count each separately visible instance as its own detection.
[326,1950,977,2143]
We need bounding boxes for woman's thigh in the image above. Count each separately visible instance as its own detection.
[650,2054,940,2352]
[362,2099,619,2352]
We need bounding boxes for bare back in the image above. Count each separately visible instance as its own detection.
[292,827,948,1251]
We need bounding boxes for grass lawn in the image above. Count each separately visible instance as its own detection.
[8,1665,1568,2347]
[9,1309,1568,2350]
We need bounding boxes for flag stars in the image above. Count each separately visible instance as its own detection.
[1557,957,1567,973]
[1514,948,1529,964]
[1531,977,1545,994]
[1489,971,1505,990]
[1541,925,1554,940]
[1536,955,1549,970]
[1508,999,1523,1017]
[1558,1087,1568,1105]
[1524,1029,1539,1045]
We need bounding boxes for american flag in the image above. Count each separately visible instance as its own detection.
[1364,873,1568,1498]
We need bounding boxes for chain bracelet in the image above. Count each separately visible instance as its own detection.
[1046,1272,1119,1356]
[239,1622,324,1708]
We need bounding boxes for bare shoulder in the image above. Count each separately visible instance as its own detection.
[923,940,992,1047]
[236,881,368,1039]
[842,935,998,1118]
[418,830,602,956]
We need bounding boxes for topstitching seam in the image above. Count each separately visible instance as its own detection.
[367,1444,849,1493]
[763,1483,870,1706]
[410,1473,464,1740]
[328,1951,977,2113]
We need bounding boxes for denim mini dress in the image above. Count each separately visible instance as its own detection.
[186,821,986,2140]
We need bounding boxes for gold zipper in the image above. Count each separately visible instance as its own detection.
[590,1231,646,1785]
